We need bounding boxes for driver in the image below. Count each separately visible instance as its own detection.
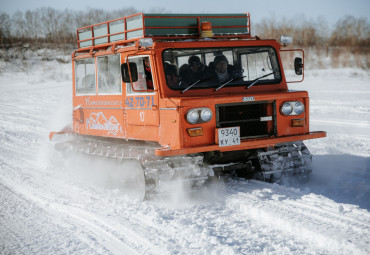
[213,55,231,82]
[211,55,243,83]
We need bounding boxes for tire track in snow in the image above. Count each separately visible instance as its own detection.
[252,180,370,237]
[0,182,101,255]
[227,180,370,254]
[65,199,180,253]
[0,176,155,255]
[127,194,331,254]
[49,204,143,255]
[252,180,370,226]
[0,155,169,254]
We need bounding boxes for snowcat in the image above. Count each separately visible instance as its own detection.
[50,13,326,198]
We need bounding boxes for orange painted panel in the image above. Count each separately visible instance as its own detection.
[124,94,159,126]
[275,97,309,136]
[72,94,125,138]
[73,108,125,138]
[125,125,159,142]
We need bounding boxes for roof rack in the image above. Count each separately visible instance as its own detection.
[77,13,251,50]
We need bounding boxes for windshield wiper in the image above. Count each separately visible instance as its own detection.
[246,72,276,90]
[181,76,214,93]
[215,76,246,91]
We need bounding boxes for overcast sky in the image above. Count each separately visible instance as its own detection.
[1,0,370,27]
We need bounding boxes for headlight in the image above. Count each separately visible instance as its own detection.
[281,102,293,115]
[293,102,304,115]
[280,101,305,116]
[200,108,213,122]
[186,107,213,124]
[186,109,200,124]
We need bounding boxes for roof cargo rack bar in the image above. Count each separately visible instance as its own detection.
[77,13,251,50]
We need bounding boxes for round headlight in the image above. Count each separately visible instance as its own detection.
[186,110,200,124]
[293,102,304,115]
[281,102,293,115]
[200,108,213,122]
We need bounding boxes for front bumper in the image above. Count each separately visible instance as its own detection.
[155,131,326,156]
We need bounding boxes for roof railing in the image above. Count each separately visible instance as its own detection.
[77,13,251,51]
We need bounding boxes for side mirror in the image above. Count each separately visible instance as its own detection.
[294,57,303,75]
[121,62,138,83]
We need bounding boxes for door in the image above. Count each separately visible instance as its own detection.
[123,55,159,127]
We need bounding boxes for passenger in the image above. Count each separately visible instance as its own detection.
[132,57,153,91]
[164,62,178,86]
[143,57,154,90]
[179,55,208,84]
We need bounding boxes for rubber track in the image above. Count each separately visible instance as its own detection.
[54,135,211,199]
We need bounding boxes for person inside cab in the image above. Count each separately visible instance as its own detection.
[210,55,242,83]
[164,62,179,86]
[131,57,154,91]
[212,55,231,83]
[179,55,208,85]
[143,57,153,90]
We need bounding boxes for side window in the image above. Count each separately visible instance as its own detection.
[97,54,121,94]
[75,58,96,95]
[126,56,154,94]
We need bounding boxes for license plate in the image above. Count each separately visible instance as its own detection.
[218,127,240,147]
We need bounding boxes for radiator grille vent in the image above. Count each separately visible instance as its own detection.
[216,102,274,139]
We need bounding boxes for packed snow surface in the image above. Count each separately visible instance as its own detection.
[0,60,369,254]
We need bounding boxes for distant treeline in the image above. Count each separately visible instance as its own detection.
[255,16,370,68]
[256,16,370,48]
[0,8,369,68]
[0,7,141,47]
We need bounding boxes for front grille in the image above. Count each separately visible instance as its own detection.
[216,101,275,139]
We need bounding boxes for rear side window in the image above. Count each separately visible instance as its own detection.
[75,58,96,95]
[97,54,121,94]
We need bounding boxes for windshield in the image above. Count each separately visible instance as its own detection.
[163,46,281,91]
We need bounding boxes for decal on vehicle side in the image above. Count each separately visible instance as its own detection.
[85,97,122,107]
[86,112,123,136]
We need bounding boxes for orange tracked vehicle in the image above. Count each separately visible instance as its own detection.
[50,13,326,197]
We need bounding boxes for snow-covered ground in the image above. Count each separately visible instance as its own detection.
[0,59,369,254]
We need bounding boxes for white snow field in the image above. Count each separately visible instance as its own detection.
[0,59,369,254]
